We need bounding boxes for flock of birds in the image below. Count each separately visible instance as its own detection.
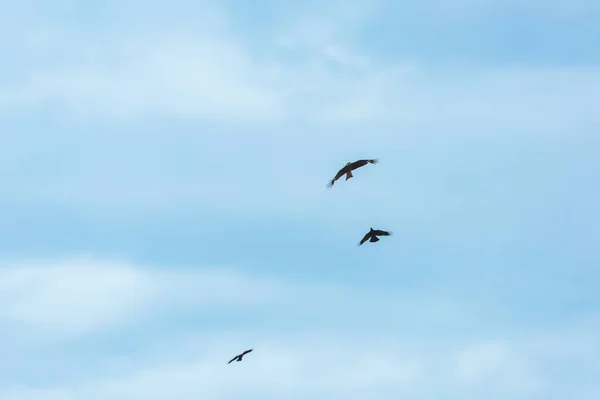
[227,158,389,365]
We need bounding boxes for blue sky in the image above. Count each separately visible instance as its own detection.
[1,0,599,398]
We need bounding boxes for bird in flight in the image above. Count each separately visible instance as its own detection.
[359,228,392,246]
[228,349,253,364]
[326,159,378,188]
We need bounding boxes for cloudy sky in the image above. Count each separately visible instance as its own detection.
[1,0,599,399]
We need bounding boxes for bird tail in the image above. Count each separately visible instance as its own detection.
[369,236,380,242]
[345,171,353,180]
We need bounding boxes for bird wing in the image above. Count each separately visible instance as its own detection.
[358,231,372,246]
[241,349,253,356]
[349,159,378,170]
[348,160,369,170]
[227,355,238,364]
[373,230,391,236]
[326,165,351,188]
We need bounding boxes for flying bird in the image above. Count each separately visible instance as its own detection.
[228,349,253,364]
[326,159,378,188]
[359,228,392,246]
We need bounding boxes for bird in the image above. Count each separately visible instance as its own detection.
[358,228,392,246]
[326,159,378,188]
[228,349,253,364]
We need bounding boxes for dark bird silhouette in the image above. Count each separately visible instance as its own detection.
[326,159,378,188]
[359,228,392,246]
[228,349,253,364]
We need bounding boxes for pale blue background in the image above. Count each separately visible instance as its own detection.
[1,0,599,399]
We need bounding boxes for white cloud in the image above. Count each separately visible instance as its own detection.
[1,326,598,399]
[1,36,283,121]
[0,338,423,400]
[0,331,421,400]
[0,258,286,335]
[0,257,479,337]
[0,257,469,337]
[0,259,154,333]
[0,257,598,398]
[2,0,599,133]
[455,340,512,383]
[312,65,600,133]
[453,339,544,394]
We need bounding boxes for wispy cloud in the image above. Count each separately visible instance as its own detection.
[0,258,598,399]
[0,259,154,334]
[0,258,284,335]
[0,307,598,399]
[4,39,599,130]
[2,1,599,130]
[1,37,283,121]
[0,257,490,337]
[453,340,544,394]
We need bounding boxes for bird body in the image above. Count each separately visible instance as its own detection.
[228,349,253,364]
[359,227,391,246]
[326,159,378,188]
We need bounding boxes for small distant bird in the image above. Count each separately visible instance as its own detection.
[326,159,378,188]
[228,349,253,364]
[359,228,392,246]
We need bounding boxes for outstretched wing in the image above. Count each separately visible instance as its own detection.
[241,349,253,356]
[373,230,391,236]
[358,231,372,246]
[349,159,378,171]
[326,165,351,188]
[227,355,239,364]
